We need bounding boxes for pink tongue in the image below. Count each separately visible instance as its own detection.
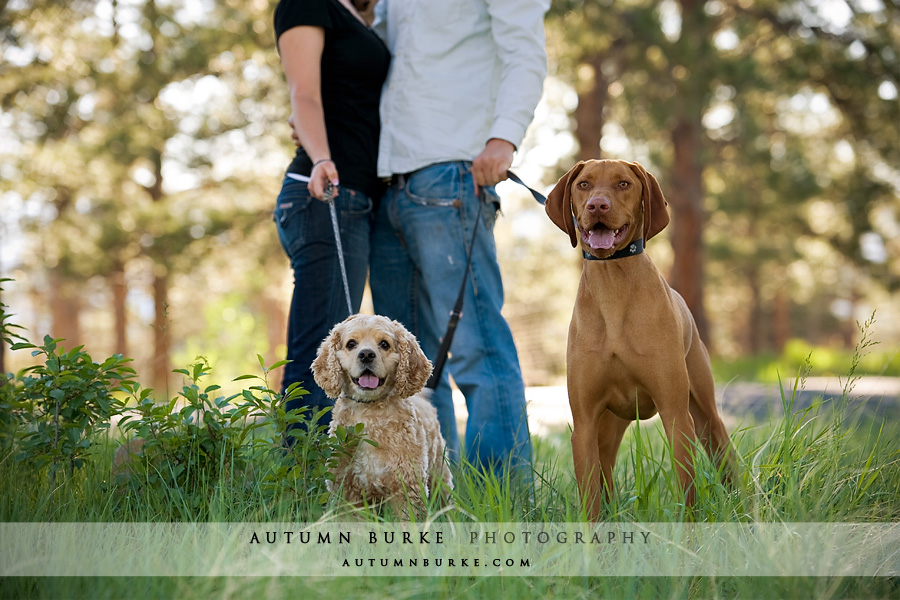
[588,228,615,250]
[358,374,380,389]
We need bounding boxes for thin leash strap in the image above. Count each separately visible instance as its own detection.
[425,171,542,391]
[286,172,354,316]
[506,170,547,205]
[426,191,484,391]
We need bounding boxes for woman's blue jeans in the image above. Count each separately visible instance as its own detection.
[274,176,372,432]
[369,162,533,475]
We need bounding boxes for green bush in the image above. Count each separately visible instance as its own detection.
[114,356,370,519]
[1,278,369,520]
[6,335,135,483]
[713,314,899,382]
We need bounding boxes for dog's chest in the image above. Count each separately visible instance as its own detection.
[569,349,660,420]
[349,442,393,488]
[567,263,683,421]
[333,401,422,477]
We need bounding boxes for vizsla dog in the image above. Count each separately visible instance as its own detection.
[545,159,734,518]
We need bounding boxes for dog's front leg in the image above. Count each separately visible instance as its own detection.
[571,403,628,520]
[657,402,699,507]
[571,420,604,520]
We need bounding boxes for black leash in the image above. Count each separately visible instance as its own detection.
[425,170,544,391]
[506,170,547,205]
[426,195,482,390]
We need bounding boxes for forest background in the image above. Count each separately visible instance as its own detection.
[1,0,898,396]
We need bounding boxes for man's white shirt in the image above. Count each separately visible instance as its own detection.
[372,0,549,178]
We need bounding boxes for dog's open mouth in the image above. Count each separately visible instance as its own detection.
[353,370,383,390]
[582,222,629,250]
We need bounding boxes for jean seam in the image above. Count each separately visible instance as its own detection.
[468,257,518,454]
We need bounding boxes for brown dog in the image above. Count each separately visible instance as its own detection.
[545,159,734,518]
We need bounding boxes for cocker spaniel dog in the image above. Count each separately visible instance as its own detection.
[312,314,453,517]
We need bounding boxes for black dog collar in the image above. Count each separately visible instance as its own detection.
[582,238,645,261]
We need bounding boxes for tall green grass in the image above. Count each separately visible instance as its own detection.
[2,370,898,598]
[1,304,898,598]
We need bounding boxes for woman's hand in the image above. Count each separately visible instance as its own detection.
[309,159,340,201]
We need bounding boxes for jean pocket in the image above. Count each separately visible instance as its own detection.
[480,186,501,231]
[406,163,462,207]
[274,180,316,258]
[274,178,314,229]
[339,188,373,218]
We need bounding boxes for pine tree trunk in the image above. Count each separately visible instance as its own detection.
[50,269,81,349]
[746,265,764,354]
[257,293,287,393]
[152,270,170,395]
[668,117,710,346]
[773,284,790,352]
[111,264,128,356]
[668,0,712,348]
[576,53,608,161]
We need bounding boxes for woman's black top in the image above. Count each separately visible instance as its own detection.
[275,0,390,199]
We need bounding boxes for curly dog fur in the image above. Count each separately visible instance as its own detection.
[312,314,453,517]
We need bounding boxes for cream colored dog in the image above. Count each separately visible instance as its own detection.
[312,314,453,516]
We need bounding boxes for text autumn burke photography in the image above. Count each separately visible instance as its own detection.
[246,526,653,546]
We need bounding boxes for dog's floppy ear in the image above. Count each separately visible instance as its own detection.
[311,321,345,399]
[392,320,433,399]
[545,161,587,248]
[628,161,669,241]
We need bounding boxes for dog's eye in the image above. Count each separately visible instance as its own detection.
[378,340,391,351]
[577,181,589,189]
[346,339,357,350]
[618,181,630,189]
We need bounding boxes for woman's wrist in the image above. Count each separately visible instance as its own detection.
[312,158,333,169]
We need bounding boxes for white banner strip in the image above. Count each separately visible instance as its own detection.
[2,523,898,577]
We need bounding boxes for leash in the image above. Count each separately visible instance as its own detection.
[426,193,483,391]
[425,170,544,391]
[286,172,354,316]
[506,170,547,205]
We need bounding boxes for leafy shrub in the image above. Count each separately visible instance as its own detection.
[7,335,135,483]
[115,358,251,511]
[0,278,28,451]
[114,355,370,519]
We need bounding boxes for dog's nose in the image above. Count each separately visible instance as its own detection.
[358,349,376,364]
[586,196,611,214]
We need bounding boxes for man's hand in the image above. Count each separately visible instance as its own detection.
[472,138,515,190]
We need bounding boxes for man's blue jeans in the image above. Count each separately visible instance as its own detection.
[370,162,533,474]
[274,176,372,430]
